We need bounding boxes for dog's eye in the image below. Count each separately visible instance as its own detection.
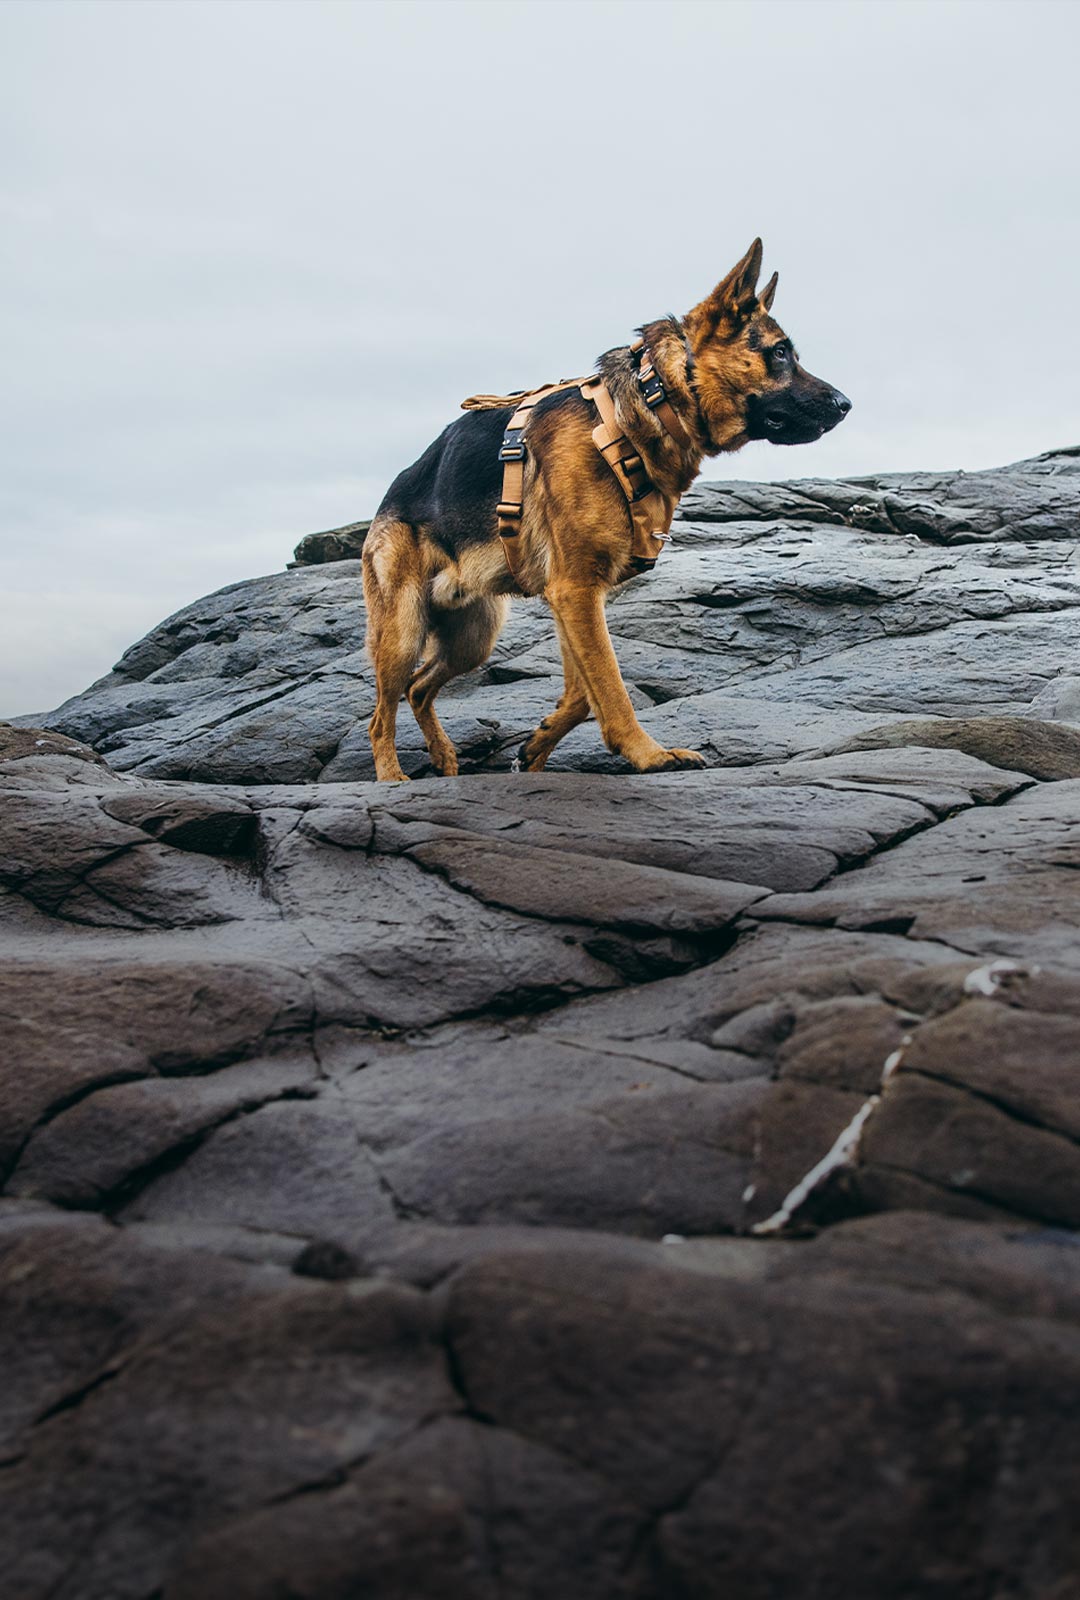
[771,344,789,364]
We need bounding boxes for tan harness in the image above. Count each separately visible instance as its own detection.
[471,340,693,586]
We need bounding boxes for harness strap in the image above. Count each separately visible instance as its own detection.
[495,379,581,582]
[492,346,689,585]
[631,338,695,450]
[579,377,673,574]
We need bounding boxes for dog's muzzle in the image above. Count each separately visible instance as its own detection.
[751,384,852,445]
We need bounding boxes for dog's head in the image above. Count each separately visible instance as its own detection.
[684,240,850,454]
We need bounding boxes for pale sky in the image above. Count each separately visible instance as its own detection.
[2,0,1078,716]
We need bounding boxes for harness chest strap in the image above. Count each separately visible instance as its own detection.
[578,376,674,574]
[496,359,681,580]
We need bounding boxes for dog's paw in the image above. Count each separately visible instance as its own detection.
[518,738,549,773]
[648,747,706,772]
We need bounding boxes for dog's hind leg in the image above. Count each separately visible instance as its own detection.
[407,596,509,777]
[363,522,428,781]
[519,637,590,772]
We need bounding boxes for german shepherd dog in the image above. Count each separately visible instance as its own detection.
[362,240,850,781]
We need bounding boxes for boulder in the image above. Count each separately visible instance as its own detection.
[0,722,105,765]
[289,517,372,567]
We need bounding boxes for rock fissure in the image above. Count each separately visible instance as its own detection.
[753,1036,912,1235]
[900,1064,1080,1153]
[32,1359,131,1428]
[0,1068,152,1189]
[72,1085,321,1217]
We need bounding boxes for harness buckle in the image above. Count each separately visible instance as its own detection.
[618,453,652,503]
[498,427,526,461]
[641,372,666,409]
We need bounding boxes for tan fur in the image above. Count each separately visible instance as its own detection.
[363,241,819,781]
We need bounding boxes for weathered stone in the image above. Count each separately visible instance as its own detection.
[367,767,937,893]
[17,452,1080,786]
[0,723,105,765]
[4,449,1080,1596]
[826,712,1080,780]
[0,1221,453,1600]
[445,1225,1080,1598]
[405,833,767,933]
[165,1416,647,1600]
[754,779,1080,968]
[289,518,372,567]
[0,958,313,1179]
[100,786,258,856]
[374,1078,767,1235]
[8,1055,320,1208]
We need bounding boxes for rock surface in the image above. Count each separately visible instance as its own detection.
[22,447,1080,784]
[289,517,371,568]
[4,449,1080,1596]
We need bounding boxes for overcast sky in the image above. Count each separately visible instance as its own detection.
[2,0,1078,716]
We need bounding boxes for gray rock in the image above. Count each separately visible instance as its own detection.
[825,712,1080,780]
[6,448,1080,1597]
[0,723,106,765]
[16,452,1080,785]
[755,778,1080,969]
[289,518,371,567]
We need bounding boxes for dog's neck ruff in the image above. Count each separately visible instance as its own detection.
[487,342,693,588]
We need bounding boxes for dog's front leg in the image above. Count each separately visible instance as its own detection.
[519,634,591,771]
[545,582,704,773]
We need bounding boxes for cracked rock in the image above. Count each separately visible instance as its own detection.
[17,451,1080,784]
[4,450,1080,1596]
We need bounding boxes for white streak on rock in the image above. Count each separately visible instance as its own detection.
[963,958,1029,996]
[751,1030,915,1236]
[881,1036,911,1083]
[752,1098,878,1236]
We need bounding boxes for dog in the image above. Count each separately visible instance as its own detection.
[362,239,850,781]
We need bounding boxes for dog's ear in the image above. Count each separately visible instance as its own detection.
[758,270,778,313]
[686,239,764,341]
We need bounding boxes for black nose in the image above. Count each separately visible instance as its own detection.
[832,390,852,417]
